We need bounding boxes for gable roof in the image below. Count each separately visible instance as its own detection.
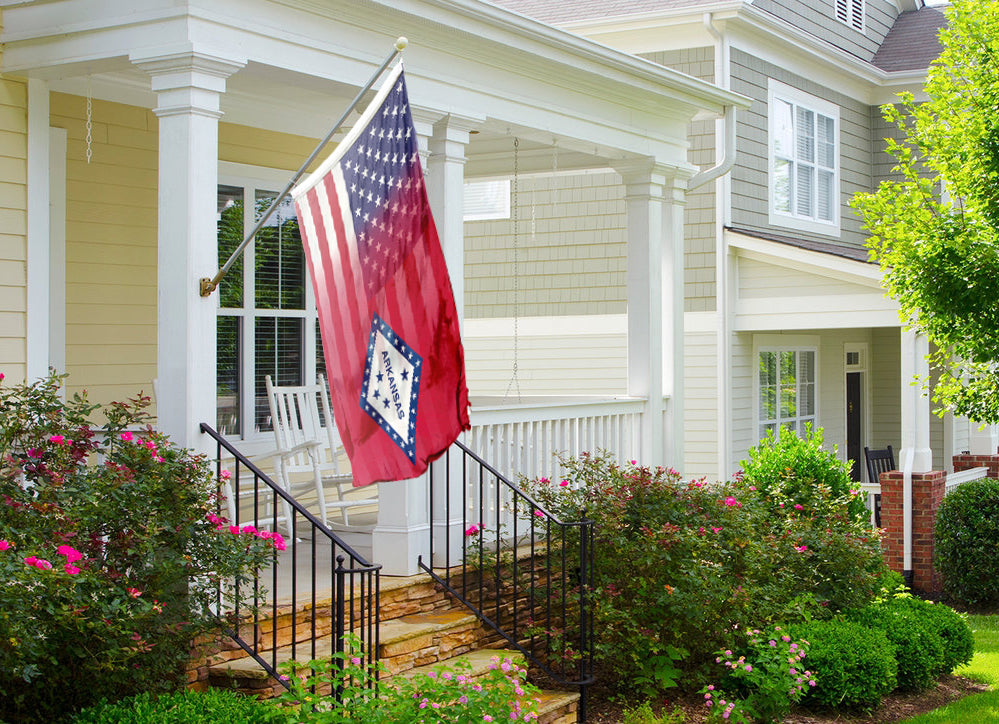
[486,0,735,26]
[872,6,948,72]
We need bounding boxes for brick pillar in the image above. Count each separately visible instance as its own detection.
[953,452,999,478]
[879,469,947,593]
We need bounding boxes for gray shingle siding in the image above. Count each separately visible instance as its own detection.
[730,47,873,252]
[751,0,898,62]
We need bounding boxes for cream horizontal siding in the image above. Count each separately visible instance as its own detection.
[0,76,26,382]
[51,92,157,406]
[219,122,318,172]
[464,170,626,319]
[463,315,627,396]
[683,330,719,480]
[730,331,755,471]
[870,326,901,452]
[739,257,864,298]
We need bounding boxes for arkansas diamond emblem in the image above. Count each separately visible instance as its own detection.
[360,314,422,462]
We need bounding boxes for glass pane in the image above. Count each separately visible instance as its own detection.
[760,385,777,423]
[759,351,777,386]
[800,351,816,383]
[761,422,777,439]
[216,315,241,435]
[254,317,304,432]
[818,169,835,221]
[255,191,305,311]
[796,107,815,163]
[800,382,815,416]
[781,420,797,437]
[773,99,795,158]
[774,159,791,213]
[316,322,327,384]
[818,115,836,168]
[796,164,814,217]
[217,185,244,309]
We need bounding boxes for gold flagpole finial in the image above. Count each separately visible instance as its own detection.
[395,37,408,51]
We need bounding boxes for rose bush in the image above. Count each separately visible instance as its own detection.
[0,373,277,722]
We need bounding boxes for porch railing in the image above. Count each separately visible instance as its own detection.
[420,440,594,721]
[200,423,381,689]
[467,396,644,483]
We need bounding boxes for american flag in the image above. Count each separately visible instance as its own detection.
[292,64,469,487]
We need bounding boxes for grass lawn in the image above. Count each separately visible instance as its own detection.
[899,614,999,723]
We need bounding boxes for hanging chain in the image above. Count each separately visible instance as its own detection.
[504,137,522,403]
[85,77,93,164]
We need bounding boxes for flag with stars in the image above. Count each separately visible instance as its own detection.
[292,63,470,487]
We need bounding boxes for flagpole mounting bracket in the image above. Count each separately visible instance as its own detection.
[200,277,217,297]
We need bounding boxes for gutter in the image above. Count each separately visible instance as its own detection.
[688,13,739,190]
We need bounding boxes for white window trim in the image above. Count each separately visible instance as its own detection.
[217,162,319,451]
[753,334,820,442]
[767,80,841,237]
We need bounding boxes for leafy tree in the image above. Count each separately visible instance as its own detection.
[853,0,999,422]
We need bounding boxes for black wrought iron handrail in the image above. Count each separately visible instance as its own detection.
[419,439,594,721]
[200,423,381,692]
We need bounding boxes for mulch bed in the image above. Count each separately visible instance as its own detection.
[585,675,989,723]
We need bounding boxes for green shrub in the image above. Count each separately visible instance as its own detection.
[0,374,277,722]
[70,689,281,723]
[740,424,869,522]
[848,597,947,691]
[884,596,974,674]
[935,478,999,606]
[519,441,885,693]
[788,620,896,710]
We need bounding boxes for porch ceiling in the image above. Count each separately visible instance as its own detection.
[0,0,748,176]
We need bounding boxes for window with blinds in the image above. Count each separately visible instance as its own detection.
[216,179,317,438]
[835,0,865,32]
[758,349,817,441]
[769,80,840,234]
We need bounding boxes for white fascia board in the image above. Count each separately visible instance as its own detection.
[727,230,885,289]
[734,307,902,331]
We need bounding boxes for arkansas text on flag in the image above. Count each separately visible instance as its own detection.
[292,63,470,487]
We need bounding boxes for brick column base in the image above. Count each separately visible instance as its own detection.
[953,452,999,478]
[879,469,946,593]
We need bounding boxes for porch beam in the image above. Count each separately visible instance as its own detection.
[132,48,245,451]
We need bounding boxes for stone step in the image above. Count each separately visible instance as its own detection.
[207,608,485,695]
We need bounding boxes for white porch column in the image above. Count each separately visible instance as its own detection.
[26,79,50,382]
[132,49,245,451]
[970,422,999,455]
[617,160,689,469]
[427,114,480,566]
[899,328,932,582]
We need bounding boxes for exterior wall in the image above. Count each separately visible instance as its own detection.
[50,93,158,405]
[683,326,719,480]
[751,0,898,61]
[463,316,627,396]
[0,74,27,383]
[870,326,901,450]
[643,47,717,313]
[729,47,873,251]
[738,257,865,298]
[219,122,316,172]
[463,170,626,320]
[730,330,755,471]
[872,103,906,186]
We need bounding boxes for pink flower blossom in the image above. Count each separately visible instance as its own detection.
[23,556,37,566]
[27,448,41,459]
[795,545,808,552]
[241,525,257,535]
[30,558,52,570]
[64,564,81,575]
[534,510,545,518]
[0,540,11,551]
[711,526,723,534]
[228,525,240,535]
[127,587,142,598]
[120,431,134,442]
[793,504,804,510]
[351,656,361,666]
[465,523,481,536]
[220,469,232,480]
[559,479,569,487]
[272,533,287,551]
[629,460,637,465]
[724,496,738,507]
[49,435,65,445]
[57,545,83,563]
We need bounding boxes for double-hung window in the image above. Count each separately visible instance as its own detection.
[216,164,326,440]
[769,80,840,235]
[758,347,817,440]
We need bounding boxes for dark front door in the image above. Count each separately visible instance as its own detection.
[847,371,862,481]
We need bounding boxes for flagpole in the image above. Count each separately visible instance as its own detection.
[200,36,409,297]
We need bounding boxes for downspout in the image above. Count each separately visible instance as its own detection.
[689,12,736,481]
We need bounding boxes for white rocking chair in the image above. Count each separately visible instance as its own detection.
[265,374,377,529]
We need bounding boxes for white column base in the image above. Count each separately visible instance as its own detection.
[372,476,430,576]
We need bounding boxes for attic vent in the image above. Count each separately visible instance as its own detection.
[835,0,865,32]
